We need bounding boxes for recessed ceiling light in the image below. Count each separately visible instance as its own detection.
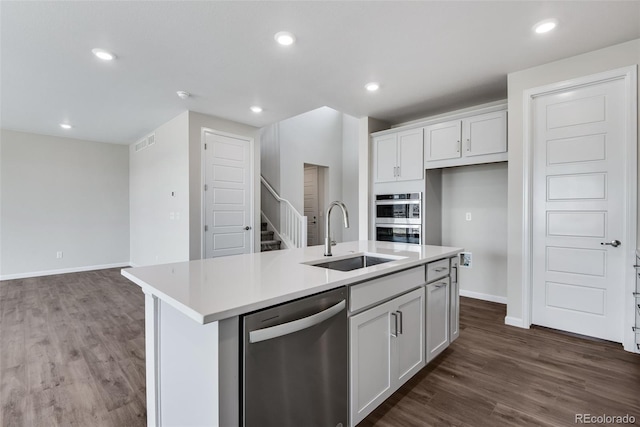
[60,123,72,129]
[533,19,558,34]
[176,91,190,99]
[250,106,263,113]
[274,31,296,46]
[92,48,116,61]
[365,82,380,92]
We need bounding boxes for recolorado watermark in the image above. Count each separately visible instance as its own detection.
[575,414,636,424]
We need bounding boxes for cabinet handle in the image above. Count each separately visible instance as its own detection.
[451,265,458,283]
[433,267,447,272]
[467,138,471,152]
[435,282,447,289]
[396,310,403,335]
[390,312,399,337]
[457,140,460,153]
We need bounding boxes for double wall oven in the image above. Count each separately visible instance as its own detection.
[375,193,422,244]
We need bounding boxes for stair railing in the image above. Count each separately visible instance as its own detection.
[261,176,307,248]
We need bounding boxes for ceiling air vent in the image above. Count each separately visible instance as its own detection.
[147,133,155,146]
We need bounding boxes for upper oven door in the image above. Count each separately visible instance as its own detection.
[375,200,421,224]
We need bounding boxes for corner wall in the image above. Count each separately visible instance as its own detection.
[1,129,129,278]
[130,112,190,266]
[506,38,640,324]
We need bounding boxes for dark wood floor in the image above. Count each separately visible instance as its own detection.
[2,270,639,426]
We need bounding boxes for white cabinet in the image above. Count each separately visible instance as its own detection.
[350,287,425,426]
[424,110,507,169]
[374,128,424,183]
[449,256,460,342]
[426,278,450,363]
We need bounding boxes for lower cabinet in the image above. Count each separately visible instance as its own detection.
[349,287,425,426]
[426,278,450,363]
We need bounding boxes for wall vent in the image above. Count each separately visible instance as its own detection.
[134,133,156,152]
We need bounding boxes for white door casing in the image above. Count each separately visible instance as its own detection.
[522,66,637,351]
[304,165,319,246]
[203,130,253,258]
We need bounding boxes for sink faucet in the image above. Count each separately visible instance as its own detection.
[324,201,349,256]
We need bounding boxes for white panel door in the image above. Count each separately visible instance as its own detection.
[349,300,393,426]
[394,288,425,385]
[204,131,252,258]
[426,279,450,363]
[396,128,424,181]
[374,135,397,183]
[424,120,461,162]
[303,165,319,246]
[463,110,507,157]
[532,78,626,342]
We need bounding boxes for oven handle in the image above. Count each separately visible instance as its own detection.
[249,300,346,344]
[375,200,421,206]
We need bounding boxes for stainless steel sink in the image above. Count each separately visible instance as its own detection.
[308,254,397,272]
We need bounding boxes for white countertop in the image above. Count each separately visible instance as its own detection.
[121,241,463,324]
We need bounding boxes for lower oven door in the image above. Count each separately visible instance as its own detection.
[376,224,422,244]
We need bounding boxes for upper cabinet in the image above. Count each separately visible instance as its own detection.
[371,102,507,175]
[374,128,424,183]
[424,110,507,169]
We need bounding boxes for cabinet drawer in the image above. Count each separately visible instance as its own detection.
[426,258,449,283]
[350,266,425,313]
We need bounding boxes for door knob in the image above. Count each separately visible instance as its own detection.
[244,226,252,230]
[601,240,621,247]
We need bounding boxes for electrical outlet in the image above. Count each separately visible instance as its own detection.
[56,251,63,259]
[460,252,472,268]
[465,212,472,221]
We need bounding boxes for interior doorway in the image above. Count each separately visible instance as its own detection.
[304,164,328,246]
[203,129,254,258]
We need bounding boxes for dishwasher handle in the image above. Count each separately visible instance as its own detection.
[249,300,346,344]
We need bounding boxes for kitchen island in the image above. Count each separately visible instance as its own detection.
[122,240,462,427]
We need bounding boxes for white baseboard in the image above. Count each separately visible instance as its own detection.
[504,316,528,328]
[0,262,131,281]
[459,289,507,304]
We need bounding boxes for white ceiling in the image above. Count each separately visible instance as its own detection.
[2,1,639,145]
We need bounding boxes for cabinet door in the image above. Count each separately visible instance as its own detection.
[396,128,424,181]
[374,134,398,183]
[350,300,394,426]
[462,111,507,157]
[450,257,460,342]
[426,279,450,363]
[424,120,462,162]
[393,288,425,386]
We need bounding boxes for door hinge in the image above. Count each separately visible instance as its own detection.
[204,225,208,231]
[204,143,207,150]
[204,184,208,191]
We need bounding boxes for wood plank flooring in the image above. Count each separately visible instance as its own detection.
[1,268,146,426]
[2,269,639,426]
[362,297,640,427]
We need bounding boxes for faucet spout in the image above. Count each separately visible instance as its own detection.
[324,201,349,256]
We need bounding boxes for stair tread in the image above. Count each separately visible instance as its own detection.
[261,239,281,245]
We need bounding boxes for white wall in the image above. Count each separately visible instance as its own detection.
[442,163,508,302]
[0,129,129,278]
[342,113,360,242]
[188,111,259,258]
[506,38,640,323]
[261,107,360,244]
[130,112,190,266]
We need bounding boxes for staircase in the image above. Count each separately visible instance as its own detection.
[260,222,282,252]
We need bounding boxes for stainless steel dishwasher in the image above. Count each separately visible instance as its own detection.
[242,287,348,427]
